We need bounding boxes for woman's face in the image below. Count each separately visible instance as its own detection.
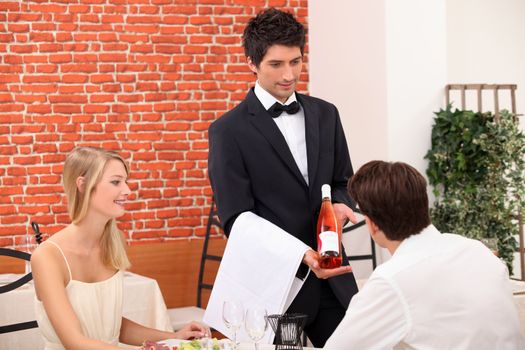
[89,159,130,219]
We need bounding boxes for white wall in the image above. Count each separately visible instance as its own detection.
[447,0,525,278]
[308,0,388,171]
[309,0,525,278]
[309,0,447,277]
[385,0,447,172]
[447,0,525,120]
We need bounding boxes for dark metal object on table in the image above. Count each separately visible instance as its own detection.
[0,248,39,333]
[267,313,308,350]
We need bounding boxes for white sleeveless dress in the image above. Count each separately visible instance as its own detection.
[34,241,123,350]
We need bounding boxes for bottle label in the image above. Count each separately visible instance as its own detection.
[319,231,339,254]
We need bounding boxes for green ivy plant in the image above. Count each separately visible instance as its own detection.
[425,106,525,274]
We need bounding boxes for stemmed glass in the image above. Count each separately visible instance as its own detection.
[244,307,268,350]
[222,300,244,349]
[24,231,35,275]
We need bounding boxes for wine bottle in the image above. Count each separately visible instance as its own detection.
[316,184,342,269]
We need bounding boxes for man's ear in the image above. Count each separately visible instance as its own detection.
[364,216,379,236]
[76,176,86,194]
[247,57,258,74]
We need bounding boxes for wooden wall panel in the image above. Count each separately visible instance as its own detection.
[127,237,226,309]
[0,255,24,274]
[0,238,227,309]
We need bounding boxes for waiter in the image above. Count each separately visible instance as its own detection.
[207,8,359,347]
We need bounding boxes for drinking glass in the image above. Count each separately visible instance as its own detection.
[244,307,268,350]
[222,300,244,349]
[24,231,35,275]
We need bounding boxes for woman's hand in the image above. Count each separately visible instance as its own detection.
[174,321,210,340]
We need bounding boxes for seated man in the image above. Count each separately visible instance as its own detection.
[324,161,524,350]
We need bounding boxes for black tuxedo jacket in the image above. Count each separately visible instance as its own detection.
[208,88,358,316]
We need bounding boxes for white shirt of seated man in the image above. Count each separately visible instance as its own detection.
[324,222,524,350]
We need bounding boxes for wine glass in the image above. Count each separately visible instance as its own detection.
[244,307,268,350]
[222,300,244,349]
[24,231,35,275]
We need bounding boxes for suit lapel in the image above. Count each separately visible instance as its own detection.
[246,89,308,187]
[297,93,319,191]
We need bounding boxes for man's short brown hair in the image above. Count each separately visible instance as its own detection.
[348,161,431,241]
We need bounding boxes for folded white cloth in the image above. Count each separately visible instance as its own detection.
[203,212,310,344]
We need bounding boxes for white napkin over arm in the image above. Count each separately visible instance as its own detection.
[203,211,311,344]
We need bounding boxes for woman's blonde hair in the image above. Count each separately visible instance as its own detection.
[63,146,130,270]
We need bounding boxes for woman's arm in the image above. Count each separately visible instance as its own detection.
[119,318,209,345]
[31,244,123,350]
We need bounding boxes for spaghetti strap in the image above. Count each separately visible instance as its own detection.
[45,240,73,282]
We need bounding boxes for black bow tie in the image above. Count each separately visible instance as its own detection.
[267,101,300,118]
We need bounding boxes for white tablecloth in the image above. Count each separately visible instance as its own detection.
[0,272,172,349]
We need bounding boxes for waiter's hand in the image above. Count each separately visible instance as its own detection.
[333,203,358,226]
[302,250,352,279]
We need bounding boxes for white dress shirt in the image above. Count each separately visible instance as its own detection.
[254,81,309,184]
[324,225,524,350]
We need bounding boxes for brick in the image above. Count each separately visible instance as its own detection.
[83,104,109,113]
[56,32,73,42]
[20,83,57,95]
[49,54,72,63]
[49,95,88,103]
[127,15,160,24]
[61,63,98,73]
[59,85,85,94]
[0,74,20,84]
[35,64,58,73]
[12,135,33,145]
[0,237,14,247]
[99,53,127,62]
[73,54,98,63]
[13,155,41,165]
[110,104,129,113]
[62,74,89,84]
[30,32,54,42]
[0,225,27,236]
[90,74,114,83]
[124,24,159,33]
[116,94,141,103]
[90,94,114,103]
[52,105,81,114]
[0,93,13,103]
[1,215,27,225]
[8,24,29,33]
[0,104,23,112]
[102,43,128,51]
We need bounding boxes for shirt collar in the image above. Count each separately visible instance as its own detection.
[392,224,441,257]
[254,81,298,111]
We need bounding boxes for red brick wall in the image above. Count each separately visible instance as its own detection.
[0,0,309,249]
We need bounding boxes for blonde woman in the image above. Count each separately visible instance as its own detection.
[31,146,208,349]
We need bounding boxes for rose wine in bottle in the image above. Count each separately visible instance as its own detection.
[316,184,342,269]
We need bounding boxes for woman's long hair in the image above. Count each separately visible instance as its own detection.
[63,146,130,270]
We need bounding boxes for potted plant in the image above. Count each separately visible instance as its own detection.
[425,106,525,274]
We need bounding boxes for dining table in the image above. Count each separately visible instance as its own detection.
[159,338,319,350]
[0,271,173,349]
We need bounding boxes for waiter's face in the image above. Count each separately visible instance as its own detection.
[248,44,303,104]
